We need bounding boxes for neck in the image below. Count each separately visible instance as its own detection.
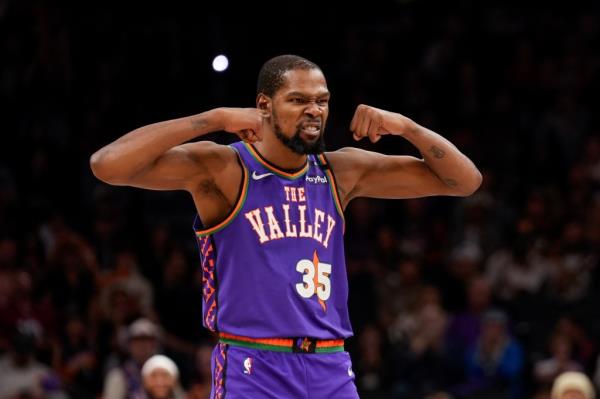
[254,129,308,170]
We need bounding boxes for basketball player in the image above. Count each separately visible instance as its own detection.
[90,55,482,398]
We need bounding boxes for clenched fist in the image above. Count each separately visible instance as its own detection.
[350,104,414,143]
[218,107,264,143]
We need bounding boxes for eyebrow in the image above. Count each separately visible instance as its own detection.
[286,91,330,98]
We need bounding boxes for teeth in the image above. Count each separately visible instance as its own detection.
[304,126,319,132]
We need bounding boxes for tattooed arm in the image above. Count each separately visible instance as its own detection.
[325,105,482,207]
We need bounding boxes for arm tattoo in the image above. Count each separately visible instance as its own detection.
[191,118,208,131]
[444,178,458,187]
[429,145,446,159]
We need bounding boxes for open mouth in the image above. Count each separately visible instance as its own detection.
[300,123,321,138]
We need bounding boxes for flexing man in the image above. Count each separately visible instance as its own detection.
[91,55,482,398]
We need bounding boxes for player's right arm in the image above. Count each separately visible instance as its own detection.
[89,107,262,192]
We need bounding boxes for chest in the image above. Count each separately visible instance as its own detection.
[240,176,338,249]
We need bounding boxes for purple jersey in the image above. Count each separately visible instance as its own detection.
[194,141,352,339]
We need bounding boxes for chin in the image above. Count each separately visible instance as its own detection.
[302,136,320,145]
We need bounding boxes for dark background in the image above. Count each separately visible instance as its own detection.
[1,1,599,398]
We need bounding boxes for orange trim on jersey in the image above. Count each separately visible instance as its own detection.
[316,339,346,348]
[243,142,308,179]
[195,163,249,237]
[317,154,346,228]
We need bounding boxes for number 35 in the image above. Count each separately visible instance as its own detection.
[295,259,331,301]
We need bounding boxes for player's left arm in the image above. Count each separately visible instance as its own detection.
[326,105,482,206]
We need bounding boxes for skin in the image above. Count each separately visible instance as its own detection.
[560,390,586,399]
[143,368,176,399]
[90,68,482,228]
[129,337,159,365]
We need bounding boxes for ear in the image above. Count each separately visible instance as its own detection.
[256,93,271,118]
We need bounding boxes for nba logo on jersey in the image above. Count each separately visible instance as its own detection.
[243,357,253,375]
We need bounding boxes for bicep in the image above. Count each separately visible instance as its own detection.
[329,148,455,202]
[125,142,231,191]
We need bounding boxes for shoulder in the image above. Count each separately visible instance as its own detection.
[324,147,372,172]
[104,366,127,382]
[322,148,374,207]
[324,147,404,180]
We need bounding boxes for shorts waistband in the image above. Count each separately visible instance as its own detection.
[219,332,345,354]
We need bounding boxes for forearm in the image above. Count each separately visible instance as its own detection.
[403,121,482,195]
[90,109,221,181]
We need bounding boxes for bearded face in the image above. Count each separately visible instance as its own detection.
[272,109,326,155]
[262,68,330,155]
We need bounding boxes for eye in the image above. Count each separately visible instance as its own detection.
[317,99,329,106]
[290,98,306,104]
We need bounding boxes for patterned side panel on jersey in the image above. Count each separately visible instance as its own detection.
[213,343,227,399]
[198,235,218,331]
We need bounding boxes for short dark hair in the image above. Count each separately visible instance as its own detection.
[257,55,321,97]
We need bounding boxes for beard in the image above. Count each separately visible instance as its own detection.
[273,119,326,155]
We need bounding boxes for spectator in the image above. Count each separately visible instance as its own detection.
[138,355,185,399]
[534,333,583,388]
[446,276,493,361]
[453,310,524,399]
[185,344,213,399]
[355,325,388,398]
[102,318,161,399]
[55,315,99,398]
[551,371,595,399]
[0,328,67,399]
[390,302,459,398]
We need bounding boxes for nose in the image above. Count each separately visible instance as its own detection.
[304,101,323,117]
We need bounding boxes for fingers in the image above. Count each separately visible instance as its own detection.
[358,111,371,140]
[350,105,366,141]
[350,106,360,133]
[367,113,381,143]
[351,105,381,142]
[238,129,261,143]
[237,110,263,143]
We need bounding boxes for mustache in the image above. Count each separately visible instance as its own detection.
[297,118,322,129]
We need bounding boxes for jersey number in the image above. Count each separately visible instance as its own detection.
[295,259,331,301]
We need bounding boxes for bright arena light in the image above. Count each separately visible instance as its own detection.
[212,55,229,72]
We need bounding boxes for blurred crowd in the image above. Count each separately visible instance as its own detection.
[1,1,599,398]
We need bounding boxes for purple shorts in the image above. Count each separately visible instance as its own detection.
[210,343,359,398]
